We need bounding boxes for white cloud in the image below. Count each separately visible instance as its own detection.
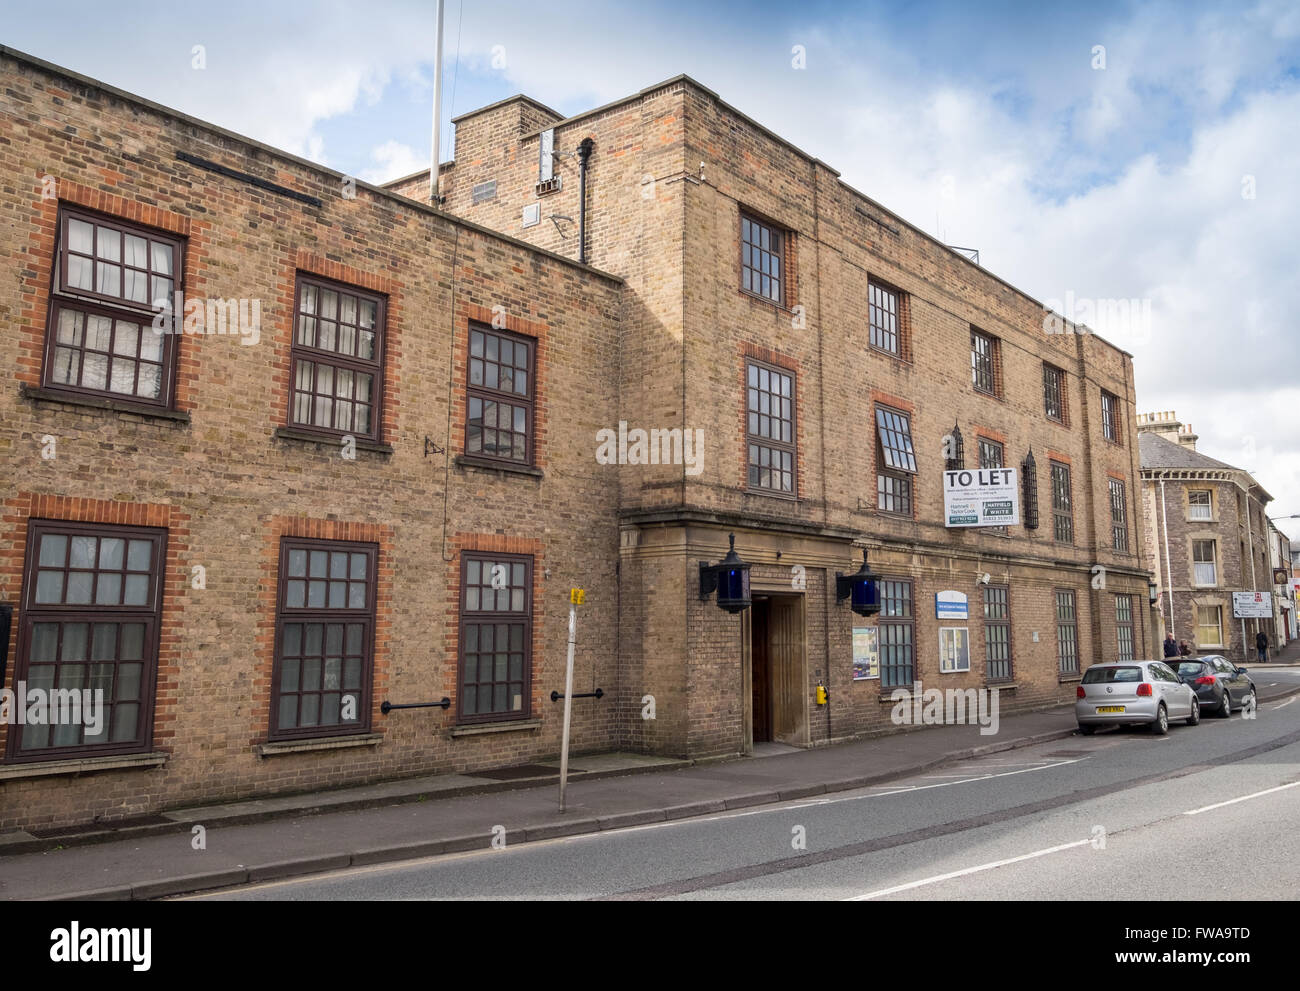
[4,0,1295,514]
[360,140,429,184]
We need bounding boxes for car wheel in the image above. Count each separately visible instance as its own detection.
[1151,704,1168,735]
[1219,691,1231,718]
[1078,724,1095,736]
[1186,698,1200,726]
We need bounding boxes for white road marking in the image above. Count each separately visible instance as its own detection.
[1273,696,1296,710]
[180,756,1089,898]
[868,758,1085,798]
[844,838,1092,900]
[1183,780,1300,816]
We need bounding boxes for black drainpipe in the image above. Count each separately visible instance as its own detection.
[577,137,594,265]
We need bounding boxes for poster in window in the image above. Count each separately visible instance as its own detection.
[939,627,971,673]
[852,626,879,681]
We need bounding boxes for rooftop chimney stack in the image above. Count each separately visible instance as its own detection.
[1137,410,1196,451]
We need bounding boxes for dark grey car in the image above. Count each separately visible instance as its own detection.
[1170,655,1257,717]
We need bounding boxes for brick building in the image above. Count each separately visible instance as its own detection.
[390,76,1151,755]
[0,49,1151,832]
[1138,411,1277,661]
[0,48,623,832]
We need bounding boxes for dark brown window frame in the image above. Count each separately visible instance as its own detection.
[1043,363,1067,424]
[464,322,536,466]
[1109,478,1129,552]
[457,551,534,725]
[983,584,1013,682]
[746,358,797,498]
[977,437,1004,470]
[1115,594,1135,662]
[269,537,377,741]
[971,328,1000,397]
[1051,460,1074,544]
[288,273,387,444]
[1100,389,1122,444]
[740,211,786,306]
[868,278,909,359]
[879,577,915,689]
[42,205,185,409]
[875,404,917,517]
[1056,588,1079,675]
[977,438,1009,534]
[6,519,166,763]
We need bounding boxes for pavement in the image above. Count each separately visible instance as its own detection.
[4,655,1299,902]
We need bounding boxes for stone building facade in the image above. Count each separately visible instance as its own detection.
[1138,411,1277,661]
[1,48,1151,832]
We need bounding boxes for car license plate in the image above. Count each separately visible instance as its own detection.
[1096,706,1125,714]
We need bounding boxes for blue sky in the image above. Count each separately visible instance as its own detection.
[5,0,1300,525]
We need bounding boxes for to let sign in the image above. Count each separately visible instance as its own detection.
[943,468,1020,527]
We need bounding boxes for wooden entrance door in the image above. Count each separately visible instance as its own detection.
[768,596,805,744]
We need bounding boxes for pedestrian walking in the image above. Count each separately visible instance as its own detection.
[1256,630,1269,663]
[1163,632,1179,658]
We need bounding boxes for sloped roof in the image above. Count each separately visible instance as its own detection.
[1139,432,1237,471]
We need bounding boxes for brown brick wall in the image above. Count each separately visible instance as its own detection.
[0,52,622,830]
[427,72,1152,758]
[1,51,1160,829]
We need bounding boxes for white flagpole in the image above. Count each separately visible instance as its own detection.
[430,0,445,205]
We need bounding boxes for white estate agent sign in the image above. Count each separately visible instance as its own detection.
[1232,591,1272,619]
[943,469,1020,527]
[936,590,969,620]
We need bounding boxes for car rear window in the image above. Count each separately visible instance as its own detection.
[1083,666,1142,683]
[1174,662,1207,677]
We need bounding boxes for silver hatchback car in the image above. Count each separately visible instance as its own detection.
[1076,660,1200,735]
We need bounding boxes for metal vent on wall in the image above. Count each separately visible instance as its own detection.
[536,127,561,194]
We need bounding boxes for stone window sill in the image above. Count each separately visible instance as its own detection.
[744,487,800,504]
[255,733,383,757]
[737,289,798,316]
[868,344,913,366]
[20,383,191,423]
[450,718,542,738]
[0,751,169,781]
[454,454,544,478]
[273,426,394,455]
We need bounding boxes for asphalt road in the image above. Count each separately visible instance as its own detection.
[185,669,1300,901]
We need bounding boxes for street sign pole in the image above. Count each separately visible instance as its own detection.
[558,588,583,813]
